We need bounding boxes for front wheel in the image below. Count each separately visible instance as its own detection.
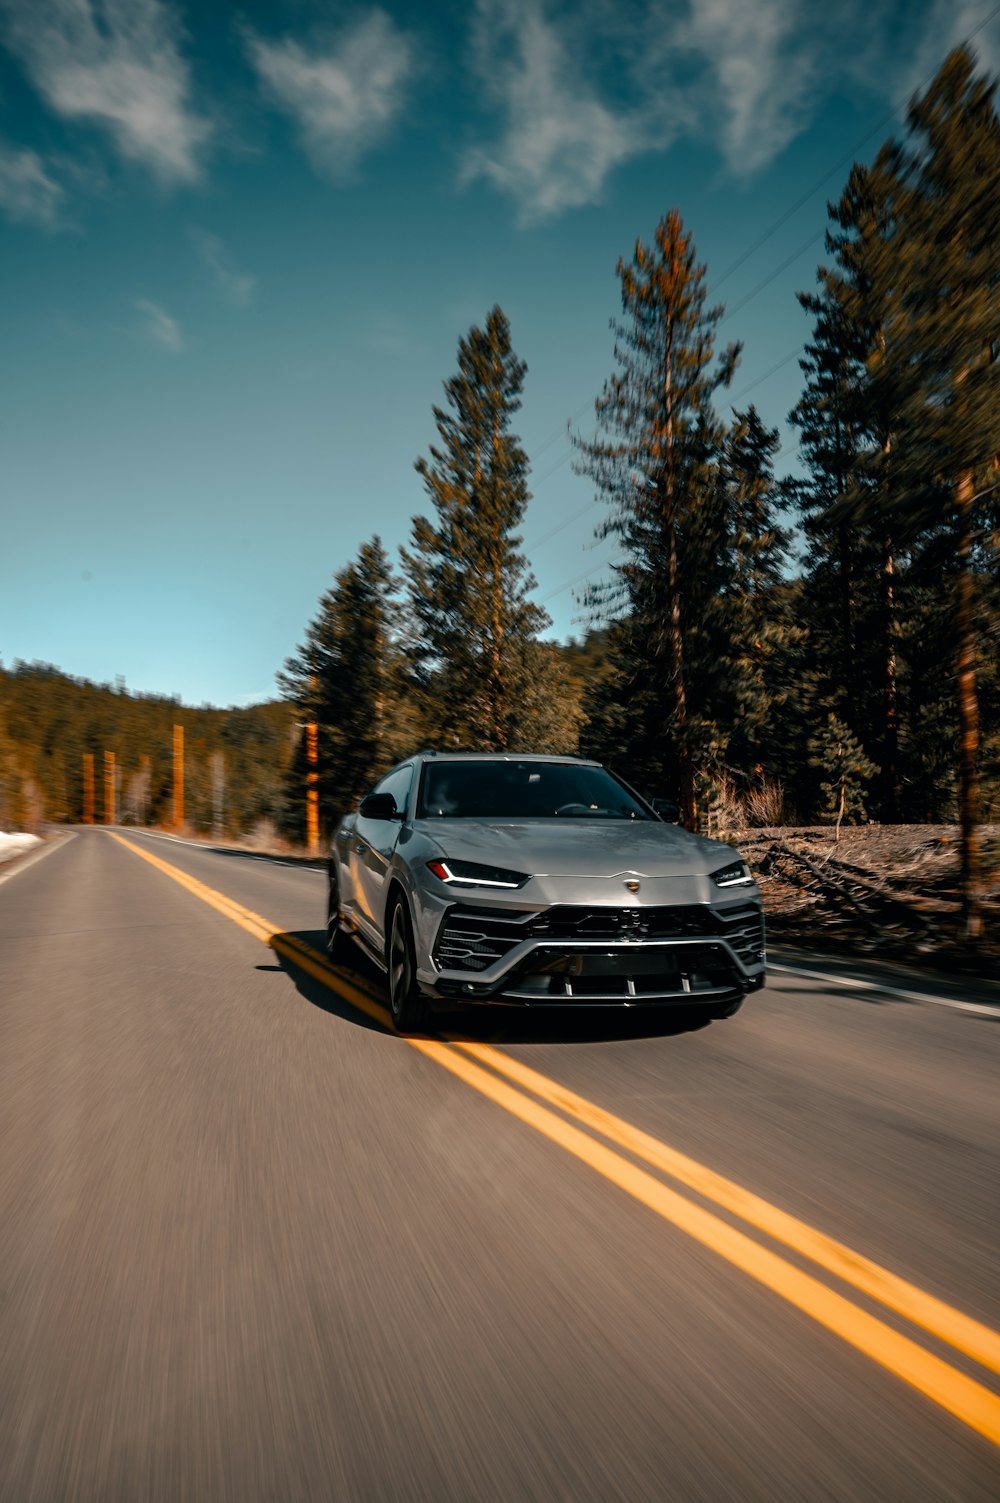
[387,896,427,1033]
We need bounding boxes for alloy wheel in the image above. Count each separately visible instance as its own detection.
[389,904,410,1018]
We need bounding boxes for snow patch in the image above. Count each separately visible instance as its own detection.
[0,832,42,863]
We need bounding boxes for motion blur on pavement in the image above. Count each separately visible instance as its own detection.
[3,7,1000,1500]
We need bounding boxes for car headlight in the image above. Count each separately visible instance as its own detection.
[710,859,754,887]
[426,859,529,889]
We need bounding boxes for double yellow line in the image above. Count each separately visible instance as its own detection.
[108,831,1000,1448]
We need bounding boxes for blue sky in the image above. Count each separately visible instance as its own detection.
[2,0,998,707]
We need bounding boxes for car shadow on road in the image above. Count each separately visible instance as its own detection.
[268,929,394,1035]
[445,1003,713,1046]
[200,845,326,871]
[271,930,713,1045]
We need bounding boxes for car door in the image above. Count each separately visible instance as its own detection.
[333,816,361,926]
[351,764,414,945]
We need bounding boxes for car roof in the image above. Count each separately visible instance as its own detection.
[413,752,601,765]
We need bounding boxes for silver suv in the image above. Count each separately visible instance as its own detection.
[327,752,765,1031]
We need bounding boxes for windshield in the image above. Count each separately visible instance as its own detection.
[417,761,653,821]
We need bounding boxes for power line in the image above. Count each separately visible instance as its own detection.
[539,551,620,604]
[712,0,1000,292]
[526,497,601,552]
[525,3,1000,478]
[532,447,574,488]
[529,400,594,470]
[527,365,805,558]
[531,417,580,464]
[527,7,1000,591]
[728,346,804,403]
[719,231,824,326]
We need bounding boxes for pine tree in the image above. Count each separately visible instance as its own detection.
[575,210,740,827]
[790,246,871,743]
[511,641,585,754]
[892,47,1000,938]
[279,537,410,834]
[402,306,548,750]
[825,152,912,819]
[790,150,917,821]
[722,404,792,781]
[808,713,878,836]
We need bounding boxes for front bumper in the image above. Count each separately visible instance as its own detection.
[424,899,766,1006]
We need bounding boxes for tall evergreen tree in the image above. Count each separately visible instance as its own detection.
[402,306,548,750]
[790,243,869,736]
[790,151,913,819]
[575,210,740,828]
[722,404,791,779]
[808,713,878,833]
[279,537,411,834]
[825,152,911,818]
[893,47,1000,937]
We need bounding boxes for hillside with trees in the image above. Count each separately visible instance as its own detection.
[0,662,296,842]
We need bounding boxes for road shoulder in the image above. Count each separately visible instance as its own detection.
[769,944,1000,1014]
[0,829,75,887]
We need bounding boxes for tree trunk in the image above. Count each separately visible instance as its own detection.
[667,513,695,830]
[955,467,982,942]
[838,519,855,722]
[661,296,694,831]
[488,398,508,751]
[751,477,764,767]
[880,530,899,821]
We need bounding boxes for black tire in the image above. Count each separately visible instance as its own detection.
[326,862,349,961]
[386,894,427,1033]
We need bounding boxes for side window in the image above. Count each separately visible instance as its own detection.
[373,764,413,817]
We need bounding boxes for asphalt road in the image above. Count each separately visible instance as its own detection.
[2,827,999,1502]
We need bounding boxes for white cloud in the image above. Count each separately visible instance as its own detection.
[0,141,64,226]
[1,0,210,185]
[246,9,414,179]
[667,0,817,175]
[649,0,1000,178]
[464,0,652,223]
[467,0,993,219]
[189,227,255,306]
[133,297,183,351]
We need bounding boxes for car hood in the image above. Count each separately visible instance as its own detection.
[417,818,737,878]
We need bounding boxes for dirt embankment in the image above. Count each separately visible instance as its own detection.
[737,824,1000,977]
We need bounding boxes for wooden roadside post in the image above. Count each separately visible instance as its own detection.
[103,751,116,825]
[306,720,319,856]
[82,753,95,824]
[173,724,184,829]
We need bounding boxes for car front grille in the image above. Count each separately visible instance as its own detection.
[718,904,767,966]
[435,902,764,974]
[435,907,535,972]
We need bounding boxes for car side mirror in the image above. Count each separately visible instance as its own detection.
[651,797,680,822]
[358,792,398,821]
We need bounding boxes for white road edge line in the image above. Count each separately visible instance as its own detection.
[768,962,1000,1017]
[63,830,1000,1016]
[0,830,76,888]
[107,827,326,872]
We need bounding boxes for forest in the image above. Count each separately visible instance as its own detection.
[2,47,997,940]
[0,663,297,844]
